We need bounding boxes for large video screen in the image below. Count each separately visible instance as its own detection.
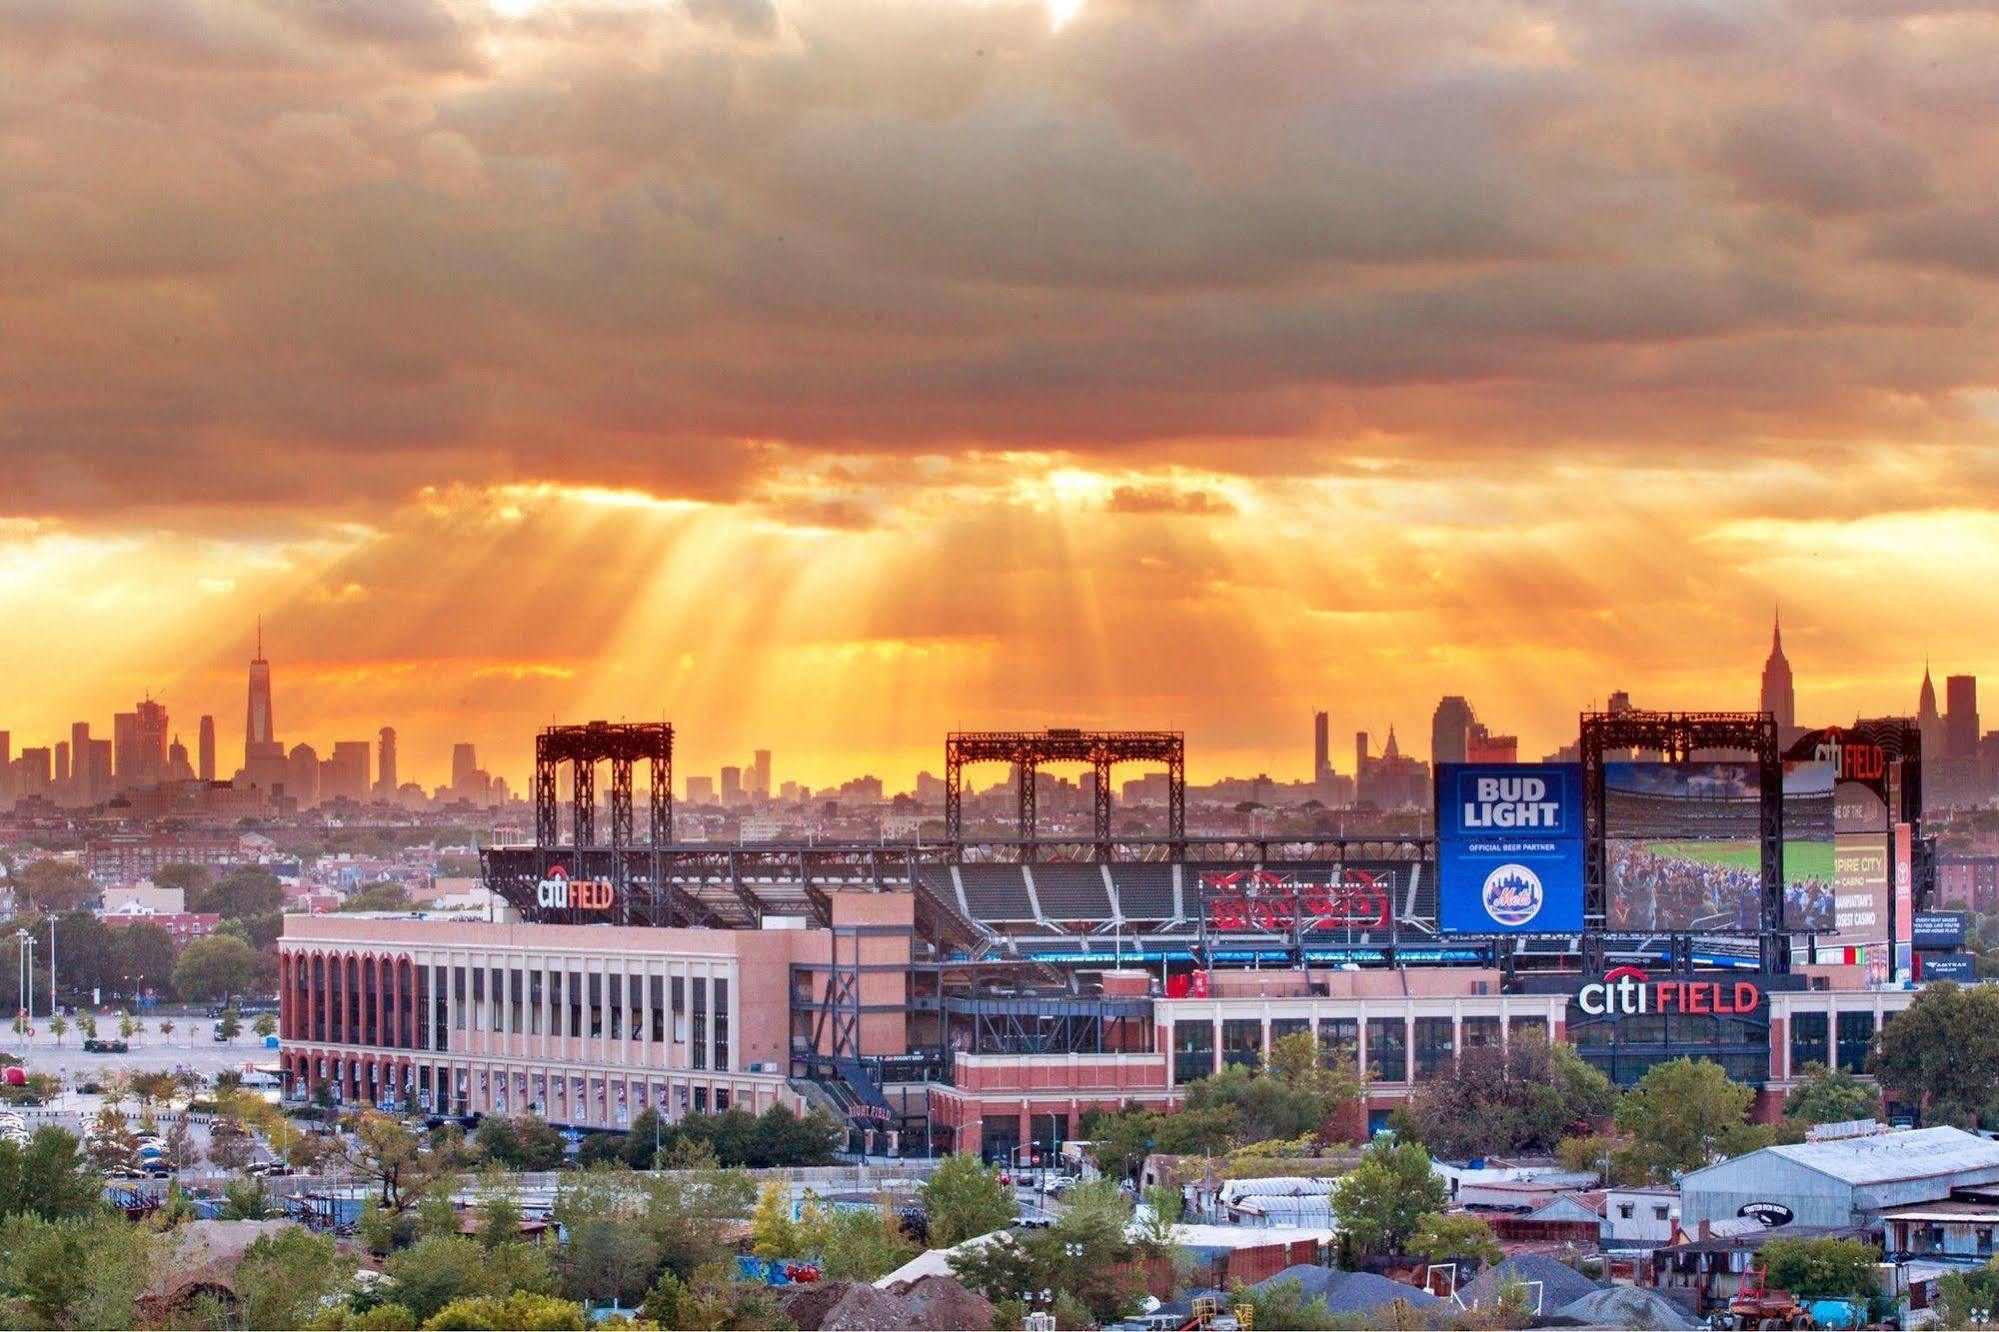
[1782,759,1836,932]
[1435,763,1585,935]
[1824,782,1889,957]
[1606,761,1761,932]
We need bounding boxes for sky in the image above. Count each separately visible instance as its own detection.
[5,0,1999,792]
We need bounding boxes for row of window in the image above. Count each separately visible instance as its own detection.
[289,957,732,1072]
[1789,1011,1878,1075]
[1171,1015,1550,1085]
[308,1057,738,1121]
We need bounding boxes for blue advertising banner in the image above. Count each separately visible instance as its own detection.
[1912,911,1967,951]
[1918,952,1977,982]
[1437,764,1586,935]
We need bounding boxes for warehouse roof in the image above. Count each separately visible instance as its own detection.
[1761,1126,1999,1187]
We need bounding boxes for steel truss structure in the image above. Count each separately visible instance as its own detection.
[1579,709,1785,973]
[943,728,1184,857]
[533,721,672,850]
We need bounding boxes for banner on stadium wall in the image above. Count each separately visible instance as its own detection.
[1917,952,1977,982]
[1913,911,1966,950]
[1436,764,1585,935]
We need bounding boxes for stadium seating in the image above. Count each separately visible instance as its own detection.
[1027,864,1113,920]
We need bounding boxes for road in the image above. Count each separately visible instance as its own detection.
[7,1024,280,1081]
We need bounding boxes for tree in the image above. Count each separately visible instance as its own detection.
[1407,1212,1501,1266]
[1327,1138,1448,1257]
[923,1153,1017,1247]
[641,1262,797,1331]
[347,1111,469,1212]
[0,1128,102,1220]
[217,1010,243,1041]
[639,1167,760,1282]
[343,881,416,914]
[553,1170,660,1308]
[803,1199,917,1281]
[0,1212,155,1328]
[85,1105,140,1172]
[1231,1276,1337,1331]
[1404,1038,1614,1160]
[153,862,215,901]
[172,933,262,1002]
[1182,1033,1362,1144]
[254,1011,278,1041]
[476,1115,568,1172]
[235,1225,354,1329]
[48,1015,67,1046]
[1612,1057,1758,1182]
[749,1180,802,1260]
[1784,1062,1884,1129]
[1758,1236,1881,1299]
[194,867,285,921]
[158,1016,176,1043]
[951,1181,1145,1325]
[1934,1257,1999,1329]
[1872,981,1999,1128]
[383,1235,557,1322]
[117,922,176,996]
[423,1292,587,1330]
[18,861,95,913]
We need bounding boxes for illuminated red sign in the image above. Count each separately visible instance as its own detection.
[1575,965,1762,1017]
[1809,727,1886,784]
[1201,869,1392,932]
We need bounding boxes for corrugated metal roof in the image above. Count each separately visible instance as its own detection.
[1762,1126,1999,1186]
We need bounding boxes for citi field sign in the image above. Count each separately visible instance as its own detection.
[536,866,614,911]
[1575,965,1763,1018]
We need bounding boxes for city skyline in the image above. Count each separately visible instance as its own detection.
[2,617,1989,800]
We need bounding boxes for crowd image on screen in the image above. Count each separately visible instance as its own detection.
[1609,842,1760,932]
[1785,874,1835,931]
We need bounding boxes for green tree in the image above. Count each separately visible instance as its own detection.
[1181,1033,1361,1144]
[236,1226,355,1330]
[950,1181,1144,1325]
[1758,1236,1882,1299]
[1612,1057,1758,1182]
[1404,1038,1615,1160]
[640,1263,796,1331]
[1327,1138,1448,1257]
[346,1111,470,1212]
[194,867,285,920]
[1783,1062,1884,1129]
[382,1235,556,1322]
[0,1212,154,1328]
[47,1014,67,1046]
[923,1153,1017,1247]
[476,1115,568,1172]
[1872,981,1999,1127]
[152,862,215,901]
[253,1011,278,1041]
[0,1127,102,1220]
[117,922,177,996]
[1934,1257,1999,1329]
[749,1180,802,1259]
[171,933,262,1002]
[217,1010,244,1041]
[1231,1275,1336,1331]
[553,1170,660,1308]
[342,881,416,913]
[18,861,95,913]
[803,1199,917,1281]
[423,1291,587,1330]
[1407,1212,1501,1266]
[639,1167,759,1282]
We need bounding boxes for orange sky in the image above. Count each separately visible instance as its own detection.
[6,0,1999,791]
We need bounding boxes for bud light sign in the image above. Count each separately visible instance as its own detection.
[1437,764,1584,935]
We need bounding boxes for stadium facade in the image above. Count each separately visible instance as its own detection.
[278,717,1933,1156]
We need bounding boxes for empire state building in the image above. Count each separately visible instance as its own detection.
[1759,610,1796,742]
[243,620,287,789]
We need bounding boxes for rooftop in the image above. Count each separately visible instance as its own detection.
[1761,1126,1999,1187]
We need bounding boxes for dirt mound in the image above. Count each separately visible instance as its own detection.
[779,1274,995,1331]
[896,1274,996,1330]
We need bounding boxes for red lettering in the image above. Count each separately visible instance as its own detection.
[1735,982,1760,1013]
[1687,984,1711,1015]
[1654,981,1678,1013]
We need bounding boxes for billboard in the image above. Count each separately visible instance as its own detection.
[1437,764,1585,935]
[1917,952,1977,982]
[1913,911,1967,951]
[1782,759,1836,932]
[1606,762,1762,932]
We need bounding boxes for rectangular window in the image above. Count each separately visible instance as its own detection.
[1414,1017,1455,1078]
[509,968,523,1034]
[693,1086,708,1115]
[1269,1017,1311,1049]
[550,970,565,1038]
[569,969,584,1041]
[1221,1018,1262,1070]
[453,966,467,1032]
[672,976,687,1044]
[629,975,644,1042]
[1318,1018,1358,1067]
[588,972,604,1039]
[714,1088,730,1112]
[1366,1017,1408,1082]
[714,978,729,1071]
[1462,1016,1502,1051]
[489,966,504,1034]
[651,975,665,1044]
[1790,1011,1829,1074]
[1509,1015,1548,1047]
[528,970,543,1037]
[1173,1021,1214,1086]
[1837,1011,1876,1074]
[414,966,430,1051]
[692,977,708,1071]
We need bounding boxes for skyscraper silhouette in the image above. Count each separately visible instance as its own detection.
[198,715,216,783]
[378,726,399,795]
[1759,609,1796,738]
[243,620,287,789]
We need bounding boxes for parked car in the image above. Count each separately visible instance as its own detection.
[82,1039,130,1054]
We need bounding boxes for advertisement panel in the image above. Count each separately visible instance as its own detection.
[1896,822,1915,982]
[1912,911,1967,951]
[1917,952,1977,982]
[1824,781,1890,958]
[1437,764,1584,935]
[1781,759,1836,932]
[1606,762,1762,932]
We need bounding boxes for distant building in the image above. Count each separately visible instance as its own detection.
[1760,610,1797,742]
[325,742,371,803]
[686,775,715,805]
[720,765,743,805]
[287,743,321,805]
[198,715,216,784]
[243,623,287,789]
[1313,710,1330,784]
[101,907,222,953]
[1356,727,1429,810]
[377,726,399,796]
[1431,697,1517,769]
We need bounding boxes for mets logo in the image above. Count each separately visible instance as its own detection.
[1481,863,1543,927]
